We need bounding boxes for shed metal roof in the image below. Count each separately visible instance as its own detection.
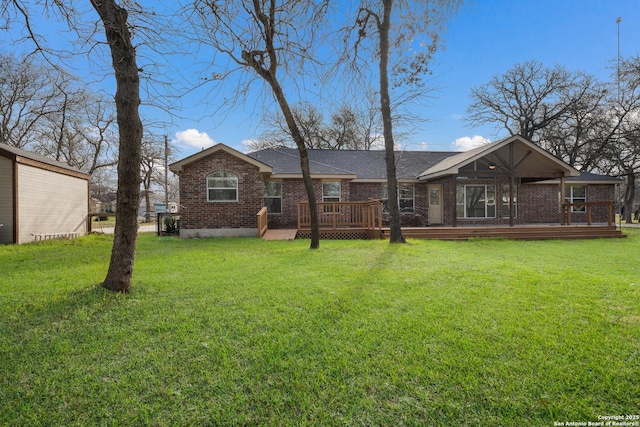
[0,143,91,179]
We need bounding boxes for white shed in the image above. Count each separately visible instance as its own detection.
[0,143,91,244]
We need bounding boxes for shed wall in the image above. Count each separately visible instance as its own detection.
[17,164,88,244]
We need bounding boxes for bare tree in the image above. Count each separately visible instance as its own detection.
[0,52,63,149]
[1,0,179,292]
[348,0,461,243]
[0,49,119,177]
[189,0,332,249]
[140,137,163,222]
[139,133,178,222]
[537,78,615,170]
[467,61,594,142]
[466,58,640,222]
[90,0,143,293]
[351,90,385,150]
[258,103,328,150]
[328,105,360,149]
[251,101,383,151]
[616,56,640,222]
[36,88,119,175]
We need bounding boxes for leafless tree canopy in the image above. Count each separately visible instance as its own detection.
[467,58,640,221]
[189,0,335,249]
[0,50,119,178]
[342,0,461,243]
[252,100,384,151]
[467,61,595,141]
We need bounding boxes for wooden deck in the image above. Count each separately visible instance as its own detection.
[283,225,627,241]
[384,225,626,241]
[259,201,626,241]
[290,225,626,241]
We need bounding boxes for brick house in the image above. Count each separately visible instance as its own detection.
[169,135,619,238]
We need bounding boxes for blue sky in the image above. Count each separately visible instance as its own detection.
[3,0,639,159]
[169,0,640,158]
[416,0,640,152]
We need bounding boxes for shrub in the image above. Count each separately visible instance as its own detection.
[163,216,179,234]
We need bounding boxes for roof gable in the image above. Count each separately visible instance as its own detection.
[169,143,273,174]
[417,135,580,180]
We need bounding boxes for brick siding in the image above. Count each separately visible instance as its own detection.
[178,150,616,231]
[179,151,264,230]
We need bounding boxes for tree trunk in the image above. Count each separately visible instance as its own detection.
[269,79,320,249]
[144,188,152,223]
[623,170,635,223]
[379,0,405,243]
[91,0,143,293]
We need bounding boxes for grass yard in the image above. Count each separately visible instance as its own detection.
[1,231,639,426]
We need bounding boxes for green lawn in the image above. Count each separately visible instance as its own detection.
[1,231,639,426]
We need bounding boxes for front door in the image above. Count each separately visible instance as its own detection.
[428,185,443,225]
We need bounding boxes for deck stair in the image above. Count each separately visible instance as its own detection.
[262,229,298,240]
[391,225,626,241]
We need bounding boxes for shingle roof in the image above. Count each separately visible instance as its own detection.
[247,148,356,176]
[173,138,617,184]
[565,171,622,183]
[247,147,459,180]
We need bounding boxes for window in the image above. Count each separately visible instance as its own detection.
[322,182,341,202]
[382,184,415,213]
[322,181,341,213]
[456,185,496,218]
[207,172,238,202]
[502,185,517,218]
[565,185,586,212]
[264,181,282,214]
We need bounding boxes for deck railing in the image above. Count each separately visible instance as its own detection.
[297,200,384,230]
[562,201,614,226]
[256,206,268,238]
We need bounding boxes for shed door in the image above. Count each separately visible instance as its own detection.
[428,185,443,225]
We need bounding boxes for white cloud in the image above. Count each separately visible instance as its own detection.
[174,129,216,149]
[241,139,261,152]
[452,135,491,151]
[404,141,429,151]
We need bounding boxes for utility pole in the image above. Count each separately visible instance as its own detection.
[616,17,622,229]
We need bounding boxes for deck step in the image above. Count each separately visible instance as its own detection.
[262,229,298,240]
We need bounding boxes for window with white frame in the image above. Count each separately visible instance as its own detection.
[456,184,496,218]
[322,182,341,202]
[381,184,415,213]
[565,185,586,212]
[502,185,517,218]
[264,181,282,214]
[206,172,238,202]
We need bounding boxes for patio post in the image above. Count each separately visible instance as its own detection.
[560,177,566,225]
[509,176,515,227]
